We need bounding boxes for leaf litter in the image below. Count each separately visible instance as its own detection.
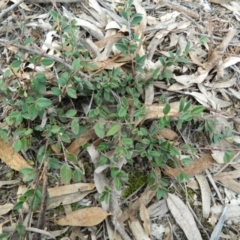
[0,0,240,239]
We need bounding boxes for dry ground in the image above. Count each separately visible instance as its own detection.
[0,0,240,239]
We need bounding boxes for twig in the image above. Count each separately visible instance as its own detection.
[0,39,90,80]
[34,161,48,240]
[25,227,55,239]
[165,2,199,19]
[0,0,24,20]
[25,0,79,2]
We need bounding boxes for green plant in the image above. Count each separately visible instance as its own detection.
[0,0,226,210]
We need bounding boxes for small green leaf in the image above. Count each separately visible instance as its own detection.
[51,87,62,96]
[106,124,120,136]
[179,98,185,112]
[13,139,22,152]
[162,69,173,79]
[191,106,204,115]
[21,137,29,151]
[72,58,81,71]
[118,107,127,117]
[183,100,192,112]
[67,87,77,99]
[141,138,151,145]
[224,150,234,163]
[48,158,60,169]
[28,105,38,120]
[36,98,52,108]
[11,60,22,68]
[181,158,192,166]
[40,58,54,66]
[98,156,110,166]
[66,151,78,163]
[114,177,122,191]
[20,168,37,182]
[50,125,61,133]
[115,43,128,52]
[122,138,133,146]
[13,202,24,211]
[177,57,189,63]
[60,164,72,184]
[24,128,33,136]
[22,189,34,198]
[16,224,26,236]
[94,122,105,138]
[59,133,71,143]
[73,169,83,182]
[163,103,171,115]
[71,118,79,135]
[130,13,143,27]
[65,109,77,117]
[119,10,129,21]
[180,112,191,121]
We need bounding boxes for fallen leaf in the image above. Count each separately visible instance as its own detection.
[48,190,94,209]
[129,217,151,240]
[67,129,96,155]
[195,174,211,218]
[147,200,169,219]
[0,180,20,187]
[48,183,95,198]
[0,139,32,171]
[156,128,178,141]
[0,203,14,215]
[143,104,179,122]
[165,153,214,177]
[55,207,112,227]
[139,200,151,236]
[167,194,202,240]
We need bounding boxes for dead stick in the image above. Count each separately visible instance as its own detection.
[34,162,48,240]
[0,39,90,79]
[0,0,24,20]
[165,2,199,19]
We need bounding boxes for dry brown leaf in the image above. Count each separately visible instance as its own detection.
[144,104,179,121]
[48,183,95,198]
[195,174,211,218]
[95,32,124,48]
[214,171,240,194]
[165,153,214,177]
[0,203,14,216]
[156,128,178,141]
[139,200,151,236]
[148,200,169,219]
[129,217,151,240]
[55,207,112,227]
[48,190,94,209]
[67,129,96,155]
[0,139,32,171]
[167,194,202,240]
[163,225,173,240]
[211,77,236,89]
[211,204,240,223]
